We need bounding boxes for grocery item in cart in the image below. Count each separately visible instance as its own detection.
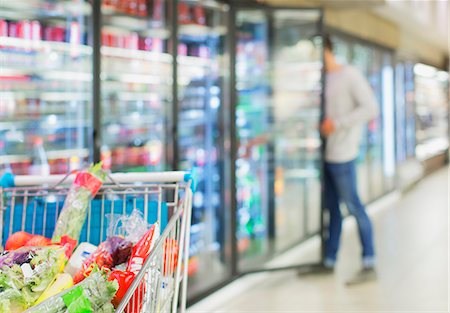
[127,223,159,274]
[52,163,106,243]
[63,243,98,278]
[34,273,73,304]
[25,271,118,313]
[108,223,159,310]
[107,209,149,244]
[0,246,66,312]
[73,236,132,284]
[5,232,78,259]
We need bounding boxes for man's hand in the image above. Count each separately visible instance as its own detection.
[320,118,336,137]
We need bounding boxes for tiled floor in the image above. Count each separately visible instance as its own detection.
[189,166,449,312]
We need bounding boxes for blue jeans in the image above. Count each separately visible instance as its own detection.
[324,160,375,268]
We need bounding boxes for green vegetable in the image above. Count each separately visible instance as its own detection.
[52,163,106,242]
[25,271,118,313]
[87,162,107,182]
[0,247,64,312]
[0,288,28,313]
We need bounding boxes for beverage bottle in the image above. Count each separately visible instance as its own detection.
[0,140,12,174]
[29,137,50,175]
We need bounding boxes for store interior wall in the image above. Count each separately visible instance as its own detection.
[261,0,449,68]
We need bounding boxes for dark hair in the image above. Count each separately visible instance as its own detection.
[323,34,334,52]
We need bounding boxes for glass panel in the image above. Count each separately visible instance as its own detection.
[414,63,449,160]
[99,0,171,172]
[176,1,230,297]
[236,9,323,270]
[382,53,395,191]
[404,62,416,158]
[351,43,371,203]
[235,10,271,264]
[367,49,384,199]
[272,10,322,250]
[333,37,351,65]
[0,1,92,175]
[395,62,407,163]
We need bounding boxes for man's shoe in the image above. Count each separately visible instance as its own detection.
[345,268,377,286]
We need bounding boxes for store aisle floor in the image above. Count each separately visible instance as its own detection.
[188,166,449,312]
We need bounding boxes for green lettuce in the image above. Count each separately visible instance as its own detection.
[0,247,64,311]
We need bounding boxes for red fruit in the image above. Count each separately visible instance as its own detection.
[5,231,33,250]
[25,235,52,247]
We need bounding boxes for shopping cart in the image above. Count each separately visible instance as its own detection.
[0,171,193,313]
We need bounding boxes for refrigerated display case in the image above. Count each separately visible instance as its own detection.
[331,34,396,202]
[235,8,323,271]
[99,0,172,172]
[414,63,449,161]
[0,0,92,175]
[366,48,385,199]
[381,52,395,191]
[271,10,322,251]
[176,0,231,297]
[350,43,372,203]
[235,10,271,261]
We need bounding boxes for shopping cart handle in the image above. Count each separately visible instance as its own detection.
[1,171,195,187]
[183,170,196,193]
[0,172,15,188]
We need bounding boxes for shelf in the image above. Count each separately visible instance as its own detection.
[101,46,171,63]
[179,24,227,38]
[0,148,89,165]
[0,36,92,55]
[102,113,161,125]
[180,0,229,12]
[178,55,215,68]
[0,67,92,82]
[101,72,170,85]
[0,0,91,19]
[0,119,90,130]
[0,91,90,102]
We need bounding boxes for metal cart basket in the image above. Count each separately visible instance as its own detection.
[0,171,193,313]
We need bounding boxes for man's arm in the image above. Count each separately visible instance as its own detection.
[334,68,380,130]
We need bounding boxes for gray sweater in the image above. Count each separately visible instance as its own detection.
[325,65,379,163]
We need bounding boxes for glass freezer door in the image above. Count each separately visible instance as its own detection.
[176,1,231,299]
[235,8,323,272]
[0,1,92,175]
[100,0,172,172]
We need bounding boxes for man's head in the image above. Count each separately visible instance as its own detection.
[323,34,336,72]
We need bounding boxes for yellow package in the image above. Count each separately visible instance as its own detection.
[35,273,73,305]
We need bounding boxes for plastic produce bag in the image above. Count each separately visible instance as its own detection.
[25,271,118,313]
[52,163,106,243]
[73,236,132,284]
[108,223,159,311]
[107,209,149,244]
[0,246,66,312]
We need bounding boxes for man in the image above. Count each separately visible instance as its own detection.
[320,35,379,285]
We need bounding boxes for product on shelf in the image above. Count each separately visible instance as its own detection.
[29,137,50,176]
[178,3,192,24]
[0,19,7,37]
[193,6,206,25]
